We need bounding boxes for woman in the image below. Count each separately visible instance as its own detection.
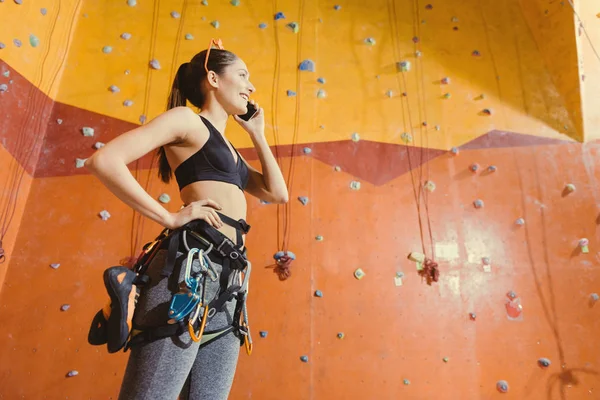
[86,39,288,399]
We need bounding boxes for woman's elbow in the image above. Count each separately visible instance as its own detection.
[270,191,289,204]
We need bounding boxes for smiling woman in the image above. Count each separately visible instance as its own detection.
[85,38,288,400]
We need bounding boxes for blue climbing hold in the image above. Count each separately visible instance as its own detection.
[259,22,268,29]
[286,90,296,97]
[317,77,326,84]
[298,59,315,72]
[334,5,341,10]
[496,380,509,393]
[303,147,312,154]
[274,12,285,20]
[298,196,309,205]
[274,251,296,261]
[538,358,551,368]
[300,355,309,363]
[314,290,323,298]
[259,331,268,338]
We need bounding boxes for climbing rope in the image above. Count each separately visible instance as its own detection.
[0,0,80,263]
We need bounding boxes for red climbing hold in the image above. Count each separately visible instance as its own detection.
[418,258,439,285]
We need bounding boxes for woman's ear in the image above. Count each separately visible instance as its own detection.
[206,71,219,88]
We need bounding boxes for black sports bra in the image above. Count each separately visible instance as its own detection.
[174,116,250,191]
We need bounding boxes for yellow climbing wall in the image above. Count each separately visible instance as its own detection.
[1,0,600,399]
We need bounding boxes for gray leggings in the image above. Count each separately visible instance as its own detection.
[118,249,241,400]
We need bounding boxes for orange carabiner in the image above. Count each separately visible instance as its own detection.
[189,305,209,343]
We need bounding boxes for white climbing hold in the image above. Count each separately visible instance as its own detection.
[127,0,137,6]
[317,89,326,99]
[94,142,105,150]
[334,166,341,172]
[397,61,411,72]
[50,263,60,269]
[415,50,422,57]
[139,115,147,124]
[102,46,113,54]
[473,199,484,209]
[158,193,171,204]
[75,158,87,168]
[57,119,63,124]
[364,37,376,45]
[149,59,161,70]
[351,133,360,142]
[123,100,133,107]
[124,69,130,75]
[401,132,413,143]
[564,183,576,193]
[350,181,361,190]
[386,90,393,97]
[435,125,441,131]
[451,16,459,22]
[120,33,132,40]
[315,235,323,241]
[201,0,208,5]
[515,218,525,226]
[60,304,70,311]
[450,147,459,155]
[99,210,111,221]
[170,11,180,18]
[303,147,312,154]
[354,268,366,280]
[424,181,436,192]
[0,84,8,93]
[67,370,79,377]
[81,127,94,137]
[185,33,194,40]
[211,20,220,28]
[109,85,120,93]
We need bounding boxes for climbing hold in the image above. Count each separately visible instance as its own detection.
[397,61,411,72]
[337,332,344,339]
[274,12,285,20]
[443,93,451,99]
[401,132,412,143]
[300,355,309,363]
[123,100,133,107]
[316,77,326,84]
[319,125,325,129]
[443,357,449,363]
[403,379,410,385]
[158,193,171,204]
[0,43,5,50]
[315,235,323,241]
[2,71,8,78]
[13,39,22,48]
[334,166,341,172]
[139,115,147,124]
[412,36,419,43]
[259,331,268,338]
[102,46,113,54]
[579,238,589,253]
[298,196,309,205]
[121,33,132,40]
[230,0,240,5]
[469,163,479,172]
[211,20,220,28]
[149,59,161,70]
[496,380,509,393]
[201,0,208,5]
[66,370,79,378]
[303,147,312,154]
[507,291,517,301]
[515,218,525,226]
[29,34,40,48]
[75,158,87,168]
[109,85,120,93]
[260,199,269,205]
[94,142,105,150]
[317,89,327,99]
[482,109,492,116]
[127,0,137,6]
[488,165,497,172]
[386,90,393,97]
[451,16,459,22]
[41,8,47,15]
[334,5,341,10]
[473,199,484,209]
[351,133,360,142]
[50,263,60,269]
[314,290,323,298]
[450,147,459,155]
[350,181,361,190]
[538,358,551,368]
[287,22,299,33]
[298,59,315,72]
[394,271,404,286]
[185,33,194,40]
[424,181,436,192]
[0,84,8,93]
[60,304,70,312]
[435,125,440,131]
[591,293,599,303]
[286,90,296,97]
[482,257,491,266]
[469,312,476,321]
[472,50,481,56]
[124,69,131,75]
[274,251,296,262]
[415,50,422,57]
[258,23,268,29]
[170,11,180,18]
[564,183,576,193]
[57,119,63,124]
[441,77,450,84]
[14,0,22,4]
[99,210,111,221]
[354,268,365,280]
[81,127,94,137]
[364,37,376,46]
[408,252,425,263]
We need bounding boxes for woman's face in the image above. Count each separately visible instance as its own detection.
[214,58,255,115]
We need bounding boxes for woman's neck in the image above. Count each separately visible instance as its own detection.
[198,99,229,135]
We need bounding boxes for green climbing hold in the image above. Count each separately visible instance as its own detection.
[29,34,40,48]
[211,20,220,28]
[350,181,361,190]
[403,379,410,385]
[231,0,240,5]
[158,193,171,204]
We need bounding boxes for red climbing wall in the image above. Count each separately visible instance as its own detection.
[1,0,600,399]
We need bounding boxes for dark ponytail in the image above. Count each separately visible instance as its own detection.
[157,48,239,184]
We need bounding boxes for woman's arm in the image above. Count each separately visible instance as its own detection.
[85,106,200,228]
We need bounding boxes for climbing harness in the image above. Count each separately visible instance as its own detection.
[88,212,253,355]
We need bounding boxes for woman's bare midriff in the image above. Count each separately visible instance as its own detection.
[180,180,248,245]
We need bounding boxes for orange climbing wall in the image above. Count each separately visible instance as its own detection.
[1,0,600,399]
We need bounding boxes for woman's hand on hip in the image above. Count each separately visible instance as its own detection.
[166,199,224,230]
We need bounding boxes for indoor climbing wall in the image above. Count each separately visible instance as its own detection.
[1,0,600,399]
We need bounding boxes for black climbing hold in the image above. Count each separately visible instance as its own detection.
[482,108,492,116]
